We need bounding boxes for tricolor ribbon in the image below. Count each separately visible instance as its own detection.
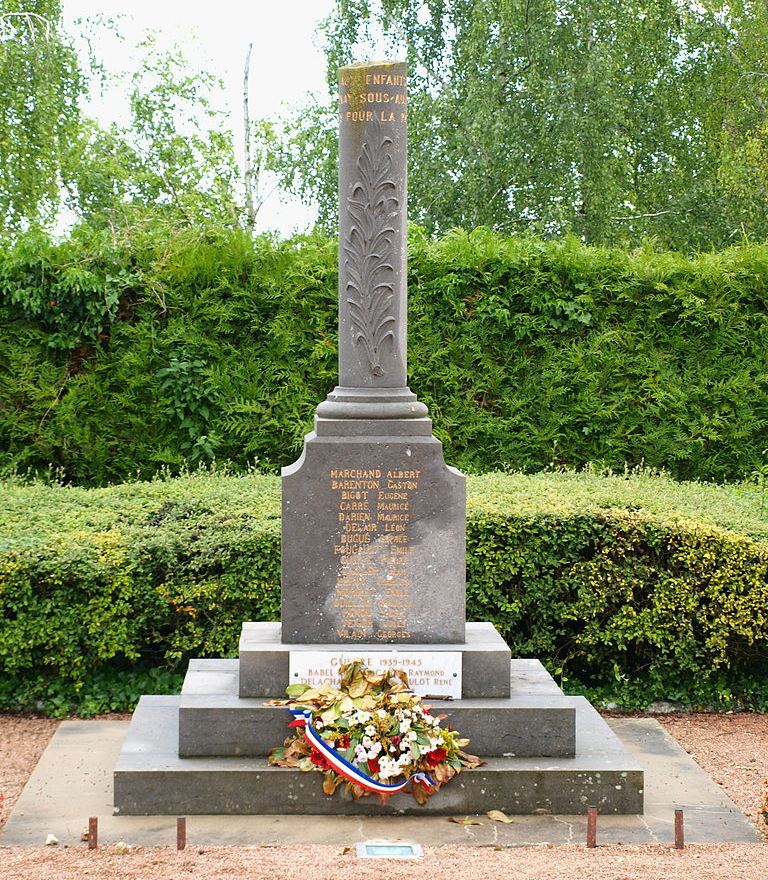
[288,708,435,795]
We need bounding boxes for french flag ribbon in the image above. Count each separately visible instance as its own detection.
[288,708,435,794]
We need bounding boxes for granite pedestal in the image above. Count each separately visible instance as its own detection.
[114,654,642,816]
[239,622,511,698]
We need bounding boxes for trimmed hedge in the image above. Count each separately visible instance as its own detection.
[1,469,767,715]
[1,225,768,485]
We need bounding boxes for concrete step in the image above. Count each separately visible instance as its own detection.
[114,695,643,816]
[238,621,513,698]
[178,658,576,758]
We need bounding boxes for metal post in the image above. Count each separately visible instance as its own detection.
[177,816,187,850]
[88,816,98,850]
[586,805,597,848]
[674,808,684,849]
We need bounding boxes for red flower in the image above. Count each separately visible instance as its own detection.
[368,757,381,774]
[310,748,331,770]
[424,747,447,767]
[391,735,401,746]
[337,735,351,749]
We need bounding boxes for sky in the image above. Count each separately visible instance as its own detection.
[62,0,339,234]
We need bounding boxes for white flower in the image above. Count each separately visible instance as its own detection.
[362,736,373,748]
[376,709,387,718]
[400,718,411,732]
[389,745,396,753]
[378,756,400,781]
[407,730,417,741]
[364,725,376,737]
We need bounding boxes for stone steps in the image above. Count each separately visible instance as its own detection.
[178,658,577,758]
[114,694,644,816]
[238,621,513,698]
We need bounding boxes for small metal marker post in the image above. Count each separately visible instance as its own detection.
[88,816,98,850]
[177,816,187,851]
[586,805,597,848]
[674,809,684,849]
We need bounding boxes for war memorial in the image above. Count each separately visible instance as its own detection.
[112,60,643,817]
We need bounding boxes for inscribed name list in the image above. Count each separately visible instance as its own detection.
[330,467,421,642]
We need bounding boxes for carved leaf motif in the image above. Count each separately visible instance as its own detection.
[343,120,398,377]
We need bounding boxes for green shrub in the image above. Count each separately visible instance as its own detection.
[1,225,767,485]
[1,469,766,715]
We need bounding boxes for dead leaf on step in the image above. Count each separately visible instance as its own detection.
[448,816,483,825]
[486,809,514,824]
[339,846,353,855]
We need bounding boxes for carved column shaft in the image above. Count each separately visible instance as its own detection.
[316,60,427,421]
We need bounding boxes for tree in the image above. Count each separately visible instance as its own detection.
[1,7,245,237]
[267,0,768,249]
[696,1,768,236]
[64,37,244,230]
[0,0,83,233]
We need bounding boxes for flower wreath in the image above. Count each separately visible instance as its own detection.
[267,659,481,804]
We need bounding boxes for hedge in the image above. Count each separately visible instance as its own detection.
[1,224,767,485]
[1,468,767,715]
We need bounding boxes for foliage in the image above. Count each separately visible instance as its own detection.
[267,660,480,803]
[1,469,767,716]
[267,0,768,249]
[0,9,244,238]
[64,38,243,230]
[1,225,767,484]
[0,0,83,232]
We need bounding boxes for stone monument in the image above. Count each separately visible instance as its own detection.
[282,61,464,646]
[113,61,644,817]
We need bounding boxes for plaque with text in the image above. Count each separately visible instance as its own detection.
[289,650,462,699]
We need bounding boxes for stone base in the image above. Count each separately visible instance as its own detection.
[239,621,512,699]
[114,692,643,816]
[281,429,466,645]
[179,658,576,758]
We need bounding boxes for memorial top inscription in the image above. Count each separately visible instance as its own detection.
[337,62,408,390]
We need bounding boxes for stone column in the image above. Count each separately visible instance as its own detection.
[281,61,465,645]
[316,60,427,422]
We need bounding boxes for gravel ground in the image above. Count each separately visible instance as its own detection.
[2,842,768,880]
[0,716,58,830]
[657,712,768,836]
[1,712,766,880]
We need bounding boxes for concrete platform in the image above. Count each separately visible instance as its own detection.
[1,716,760,847]
[179,658,576,758]
[116,693,639,815]
[239,622,512,698]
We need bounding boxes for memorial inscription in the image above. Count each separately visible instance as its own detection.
[289,649,462,699]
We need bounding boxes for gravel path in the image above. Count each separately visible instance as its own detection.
[1,712,766,879]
